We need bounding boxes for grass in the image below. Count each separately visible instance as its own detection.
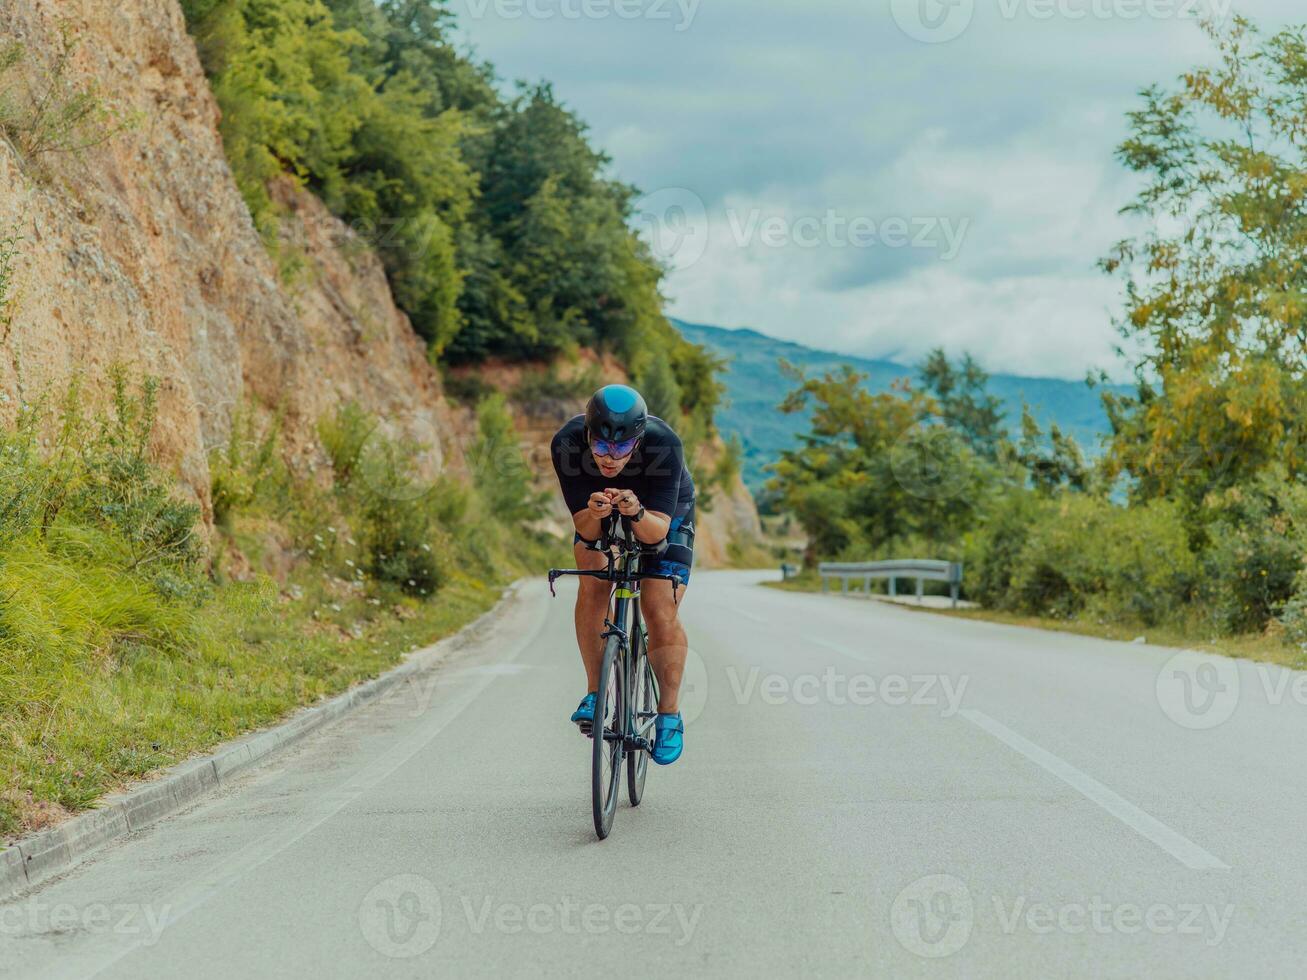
[0,32,131,174]
[764,573,1307,671]
[1,384,563,843]
[0,551,503,840]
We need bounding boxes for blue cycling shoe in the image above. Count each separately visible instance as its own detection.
[651,713,684,765]
[571,692,597,733]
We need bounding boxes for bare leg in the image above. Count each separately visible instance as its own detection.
[573,541,609,692]
[641,579,688,713]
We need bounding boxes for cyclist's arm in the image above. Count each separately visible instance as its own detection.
[630,509,671,544]
[572,492,614,541]
[624,433,682,545]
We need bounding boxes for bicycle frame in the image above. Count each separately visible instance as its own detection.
[548,515,680,751]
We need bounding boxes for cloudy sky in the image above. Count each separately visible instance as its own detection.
[453,0,1301,380]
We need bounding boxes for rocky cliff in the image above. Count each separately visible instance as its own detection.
[0,0,457,520]
[0,0,758,562]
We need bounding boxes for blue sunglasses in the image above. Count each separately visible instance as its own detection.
[591,436,641,460]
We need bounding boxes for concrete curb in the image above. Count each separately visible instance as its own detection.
[0,580,523,903]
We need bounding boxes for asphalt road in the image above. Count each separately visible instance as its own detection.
[2,569,1304,978]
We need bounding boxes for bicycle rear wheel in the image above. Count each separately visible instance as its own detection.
[627,624,657,806]
[592,634,624,839]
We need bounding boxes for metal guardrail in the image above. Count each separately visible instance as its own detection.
[818,560,964,608]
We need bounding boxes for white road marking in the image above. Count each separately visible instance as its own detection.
[44,599,552,980]
[810,637,871,663]
[960,708,1229,871]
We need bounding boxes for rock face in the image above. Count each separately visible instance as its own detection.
[0,0,455,518]
[0,0,759,561]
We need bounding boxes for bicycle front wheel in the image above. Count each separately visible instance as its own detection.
[627,625,657,806]
[592,634,624,839]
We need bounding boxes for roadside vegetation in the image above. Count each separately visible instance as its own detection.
[0,376,559,841]
[176,0,723,438]
[766,17,1307,666]
[177,0,740,510]
[0,31,130,174]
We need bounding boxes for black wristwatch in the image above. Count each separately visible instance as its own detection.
[630,506,646,524]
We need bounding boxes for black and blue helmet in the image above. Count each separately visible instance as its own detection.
[585,384,648,443]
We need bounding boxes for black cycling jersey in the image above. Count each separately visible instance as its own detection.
[551,414,696,519]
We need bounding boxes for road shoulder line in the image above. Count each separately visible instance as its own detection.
[960,708,1228,870]
[0,580,527,903]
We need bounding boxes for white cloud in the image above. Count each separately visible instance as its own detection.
[455,0,1306,378]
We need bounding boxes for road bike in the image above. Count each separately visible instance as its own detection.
[549,514,680,839]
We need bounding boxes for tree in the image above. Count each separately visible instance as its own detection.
[767,364,992,565]
[1102,16,1307,507]
[1016,406,1088,495]
[917,348,1006,460]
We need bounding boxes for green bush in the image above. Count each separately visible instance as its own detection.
[1004,494,1195,625]
[470,393,542,524]
[1199,470,1307,635]
[963,489,1044,608]
[317,400,375,488]
[209,405,287,528]
[68,373,203,587]
[359,494,442,596]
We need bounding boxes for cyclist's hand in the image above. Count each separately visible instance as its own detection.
[587,492,614,518]
[613,491,641,517]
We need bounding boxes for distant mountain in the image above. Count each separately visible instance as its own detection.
[671,318,1129,491]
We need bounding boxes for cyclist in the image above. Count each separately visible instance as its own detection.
[550,384,695,765]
